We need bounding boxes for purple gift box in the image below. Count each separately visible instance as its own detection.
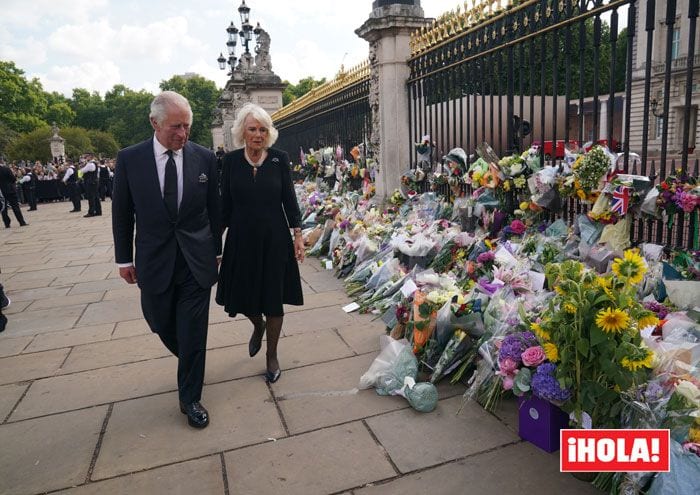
[517,396,569,453]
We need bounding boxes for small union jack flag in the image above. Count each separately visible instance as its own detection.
[610,185,631,215]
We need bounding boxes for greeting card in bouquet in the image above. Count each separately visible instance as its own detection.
[518,396,570,453]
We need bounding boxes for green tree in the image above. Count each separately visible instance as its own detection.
[0,61,49,132]
[59,127,94,160]
[103,84,154,147]
[159,75,221,148]
[87,129,120,157]
[71,88,108,130]
[0,121,19,159]
[45,101,76,128]
[6,126,53,162]
[282,76,326,106]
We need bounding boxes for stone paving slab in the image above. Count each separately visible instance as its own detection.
[4,304,87,336]
[0,383,27,420]
[56,456,226,495]
[76,297,144,326]
[225,421,397,495]
[92,379,285,480]
[0,252,49,268]
[0,336,33,357]
[273,354,408,435]
[0,406,107,495]
[67,254,115,266]
[205,328,355,385]
[282,305,357,336]
[51,268,113,286]
[301,270,346,293]
[14,260,69,272]
[4,276,60,291]
[3,285,71,303]
[2,299,32,315]
[101,285,140,301]
[0,348,70,385]
[68,278,128,295]
[111,319,151,339]
[365,396,520,473]
[284,289,352,313]
[27,291,104,311]
[354,442,601,495]
[336,321,385,355]
[6,265,85,283]
[10,357,176,421]
[206,320,251,349]
[58,333,169,374]
[24,323,115,353]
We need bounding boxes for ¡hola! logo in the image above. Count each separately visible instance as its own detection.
[560,429,670,472]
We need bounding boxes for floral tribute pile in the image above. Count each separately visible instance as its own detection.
[291,143,700,494]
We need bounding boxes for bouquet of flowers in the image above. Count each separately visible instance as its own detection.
[560,145,611,202]
[536,251,657,428]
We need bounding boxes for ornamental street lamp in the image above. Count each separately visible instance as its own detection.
[217,0,263,74]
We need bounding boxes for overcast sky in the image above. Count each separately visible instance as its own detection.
[1,0,465,96]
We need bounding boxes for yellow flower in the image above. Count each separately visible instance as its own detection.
[596,307,630,333]
[554,286,565,296]
[576,189,587,200]
[564,303,577,314]
[620,350,654,372]
[595,276,615,299]
[519,201,530,211]
[531,322,551,342]
[637,314,660,330]
[543,343,559,362]
[690,424,700,443]
[611,249,647,285]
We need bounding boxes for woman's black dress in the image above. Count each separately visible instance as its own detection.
[215,148,303,317]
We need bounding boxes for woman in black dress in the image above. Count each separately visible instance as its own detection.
[216,103,305,383]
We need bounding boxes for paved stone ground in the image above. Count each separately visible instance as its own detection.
[0,201,600,495]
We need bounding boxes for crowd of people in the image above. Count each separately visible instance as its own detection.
[0,155,115,226]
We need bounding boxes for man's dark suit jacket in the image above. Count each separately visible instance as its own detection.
[112,138,222,294]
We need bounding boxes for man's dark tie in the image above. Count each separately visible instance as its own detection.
[164,150,178,219]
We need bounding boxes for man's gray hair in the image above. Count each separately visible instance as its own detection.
[150,91,193,125]
[231,103,278,149]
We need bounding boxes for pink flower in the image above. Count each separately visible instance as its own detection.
[510,219,526,235]
[498,357,519,375]
[503,376,515,390]
[521,346,546,367]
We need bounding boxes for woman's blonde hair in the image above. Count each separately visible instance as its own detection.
[231,103,279,149]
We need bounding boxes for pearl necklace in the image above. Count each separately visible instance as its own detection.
[245,148,266,168]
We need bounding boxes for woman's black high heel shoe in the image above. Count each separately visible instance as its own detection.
[248,321,266,357]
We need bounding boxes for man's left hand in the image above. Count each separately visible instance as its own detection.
[294,236,305,263]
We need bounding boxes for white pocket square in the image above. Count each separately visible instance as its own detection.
[198,173,208,183]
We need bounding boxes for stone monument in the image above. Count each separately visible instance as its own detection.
[49,123,66,163]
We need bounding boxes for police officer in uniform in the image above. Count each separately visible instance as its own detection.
[19,168,38,210]
[0,163,28,227]
[62,162,82,212]
[80,155,101,217]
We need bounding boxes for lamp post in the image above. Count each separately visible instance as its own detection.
[217,0,262,75]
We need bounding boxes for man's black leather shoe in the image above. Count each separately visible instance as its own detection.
[179,401,209,428]
[84,213,95,218]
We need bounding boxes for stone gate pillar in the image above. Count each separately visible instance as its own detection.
[356,1,428,201]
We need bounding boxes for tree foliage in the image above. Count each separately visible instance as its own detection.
[103,84,155,147]
[160,75,221,148]
[282,76,327,106]
[87,129,120,157]
[0,61,48,133]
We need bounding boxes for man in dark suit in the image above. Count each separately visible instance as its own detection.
[112,91,221,429]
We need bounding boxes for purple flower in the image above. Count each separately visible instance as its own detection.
[498,332,539,364]
[531,363,571,402]
[643,301,670,319]
[510,220,526,235]
[477,251,495,264]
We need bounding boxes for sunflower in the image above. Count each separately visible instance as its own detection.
[543,342,559,362]
[611,249,647,285]
[531,322,551,342]
[620,350,654,372]
[564,303,577,314]
[596,307,630,333]
[637,314,660,330]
